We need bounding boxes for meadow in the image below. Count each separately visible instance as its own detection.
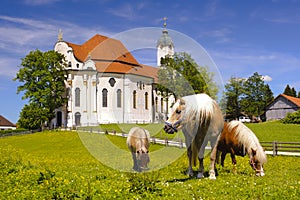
[0,121,299,199]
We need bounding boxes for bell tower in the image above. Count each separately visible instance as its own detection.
[157,17,174,66]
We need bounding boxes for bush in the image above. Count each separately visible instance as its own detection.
[281,110,300,124]
[0,128,29,136]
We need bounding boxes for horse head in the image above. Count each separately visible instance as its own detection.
[249,148,265,176]
[136,148,150,170]
[164,98,185,134]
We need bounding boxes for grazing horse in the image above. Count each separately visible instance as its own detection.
[164,93,223,179]
[127,127,150,172]
[215,120,267,176]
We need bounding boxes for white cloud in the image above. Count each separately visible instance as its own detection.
[106,4,137,20]
[0,15,114,79]
[262,75,273,82]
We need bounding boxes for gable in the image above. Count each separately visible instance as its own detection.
[0,115,16,127]
[267,94,300,110]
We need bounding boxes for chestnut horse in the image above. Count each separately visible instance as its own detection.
[127,127,150,172]
[164,94,223,179]
[215,120,267,176]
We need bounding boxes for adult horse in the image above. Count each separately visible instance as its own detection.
[164,93,223,179]
[215,120,267,176]
[127,127,150,172]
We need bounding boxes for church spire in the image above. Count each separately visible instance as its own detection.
[58,29,63,42]
[156,17,174,66]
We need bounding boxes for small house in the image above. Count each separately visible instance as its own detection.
[0,115,16,130]
[265,94,300,121]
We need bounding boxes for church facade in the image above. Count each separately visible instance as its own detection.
[53,25,174,128]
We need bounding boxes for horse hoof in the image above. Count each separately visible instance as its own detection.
[209,174,216,180]
[187,169,193,177]
[256,172,265,177]
[197,172,204,179]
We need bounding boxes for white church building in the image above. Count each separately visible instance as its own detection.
[53,23,175,128]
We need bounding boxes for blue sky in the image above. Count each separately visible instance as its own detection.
[1,0,300,123]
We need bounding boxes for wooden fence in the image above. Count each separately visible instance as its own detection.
[260,141,300,156]
[77,127,300,156]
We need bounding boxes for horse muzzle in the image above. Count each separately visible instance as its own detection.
[164,120,182,134]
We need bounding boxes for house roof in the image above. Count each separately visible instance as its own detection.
[66,34,158,81]
[280,94,300,107]
[0,115,16,127]
[95,61,158,82]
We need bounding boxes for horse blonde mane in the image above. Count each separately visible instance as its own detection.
[227,121,267,164]
[182,94,215,125]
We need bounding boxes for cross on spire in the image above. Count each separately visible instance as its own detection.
[163,17,167,28]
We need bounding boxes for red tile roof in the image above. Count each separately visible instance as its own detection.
[280,94,300,107]
[0,115,16,127]
[66,34,158,81]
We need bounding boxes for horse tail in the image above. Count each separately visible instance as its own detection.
[191,140,199,167]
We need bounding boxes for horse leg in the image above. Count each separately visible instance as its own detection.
[197,138,207,179]
[209,135,221,180]
[131,152,139,171]
[230,152,237,174]
[209,143,218,180]
[216,150,221,165]
[197,158,204,178]
[221,152,226,167]
[187,145,194,177]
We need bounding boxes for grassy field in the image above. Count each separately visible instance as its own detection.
[0,122,299,199]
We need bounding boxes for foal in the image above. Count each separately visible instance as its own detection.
[216,120,267,176]
[127,127,150,172]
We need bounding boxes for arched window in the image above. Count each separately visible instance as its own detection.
[133,90,137,109]
[145,92,148,110]
[117,89,121,108]
[75,88,80,107]
[102,89,108,107]
[166,97,169,114]
[155,97,158,112]
[161,98,164,113]
[75,112,81,126]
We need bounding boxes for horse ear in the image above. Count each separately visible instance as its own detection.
[251,148,257,156]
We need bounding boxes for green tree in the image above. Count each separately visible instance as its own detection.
[14,50,67,129]
[283,84,292,96]
[241,72,273,118]
[263,84,274,108]
[17,102,49,130]
[223,77,245,120]
[157,52,217,99]
[291,87,297,97]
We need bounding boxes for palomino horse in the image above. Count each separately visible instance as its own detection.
[164,93,223,179]
[127,127,150,172]
[215,120,267,176]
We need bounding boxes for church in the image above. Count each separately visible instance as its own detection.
[53,22,175,128]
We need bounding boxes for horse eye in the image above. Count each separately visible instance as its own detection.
[176,109,181,114]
